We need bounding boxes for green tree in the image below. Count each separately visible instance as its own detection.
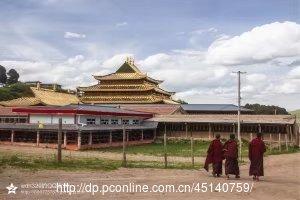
[0,83,34,101]
[7,69,19,85]
[244,103,288,115]
[176,99,188,104]
[0,65,7,85]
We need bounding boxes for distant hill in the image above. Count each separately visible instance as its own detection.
[290,109,300,123]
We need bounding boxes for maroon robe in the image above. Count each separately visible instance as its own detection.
[223,139,240,176]
[204,139,223,175]
[249,137,266,176]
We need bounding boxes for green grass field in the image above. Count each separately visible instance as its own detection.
[0,153,201,172]
[98,138,299,158]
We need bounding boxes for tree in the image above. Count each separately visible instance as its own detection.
[176,99,188,104]
[244,103,289,115]
[7,69,19,85]
[0,65,7,85]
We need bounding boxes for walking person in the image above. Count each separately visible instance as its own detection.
[204,134,224,177]
[223,134,240,179]
[249,132,266,181]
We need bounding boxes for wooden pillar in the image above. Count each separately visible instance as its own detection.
[233,124,235,134]
[258,124,262,133]
[185,123,188,138]
[279,133,281,152]
[63,132,67,147]
[164,123,167,168]
[153,129,157,140]
[109,131,112,144]
[289,125,293,145]
[11,130,15,144]
[285,133,289,151]
[77,131,82,150]
[122,127,127,167]
[250,133,253,141]
[209,123,212,139]
[141,129,144,141]
[269,133,272,151]
[36,131,40,146]
[127,131,129,142]
[88,131,92,146]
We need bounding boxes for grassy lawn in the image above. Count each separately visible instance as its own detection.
[0,153,201,172]
[98,138,299,158]
[99,139,210,157]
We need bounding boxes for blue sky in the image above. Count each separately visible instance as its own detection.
[0,0,299,110]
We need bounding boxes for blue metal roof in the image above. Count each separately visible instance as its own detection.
[181,104,252,112]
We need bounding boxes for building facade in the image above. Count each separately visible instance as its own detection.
[0,105,157,150]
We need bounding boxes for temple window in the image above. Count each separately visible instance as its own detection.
[122,119,129,125]
[132,119,139,125]
[100,119,109,125]
[87,118,96,125]
[111,119,119,125]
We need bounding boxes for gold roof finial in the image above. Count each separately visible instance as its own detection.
[126,57,130,63]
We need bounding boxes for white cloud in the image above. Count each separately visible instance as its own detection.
[102,53,133,69]
[288,66,300,79]
[115,22,128,27]
[206,21,300,65]
[64,32,86,39]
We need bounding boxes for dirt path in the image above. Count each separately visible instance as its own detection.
[0,144,205,163]
[0,151,299,199]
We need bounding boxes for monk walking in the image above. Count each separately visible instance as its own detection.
[223,134,240,179]
[204,134,223,177]
[249,132,266,181]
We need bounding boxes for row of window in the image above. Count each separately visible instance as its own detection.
[86,118,140,125]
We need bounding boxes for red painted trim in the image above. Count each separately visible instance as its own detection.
[12,108,153,118]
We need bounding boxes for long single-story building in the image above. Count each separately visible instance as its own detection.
[0,104,299,150]
[0,105,157,150]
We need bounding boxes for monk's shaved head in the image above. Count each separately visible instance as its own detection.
[257,132,262,137]
[230,134,235,139]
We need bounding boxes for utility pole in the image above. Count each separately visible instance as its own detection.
[233,71,246,163]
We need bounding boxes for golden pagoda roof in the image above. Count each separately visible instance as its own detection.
[78,83,175,95]
[80,95,178,104]
[0,97,44,107]
[31,87,79,106]
[77,59,176,104]
[94,72,163,84]
[94,61,163,84]
[0,87,80,107]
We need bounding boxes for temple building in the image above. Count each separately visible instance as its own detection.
[77,58,178,104]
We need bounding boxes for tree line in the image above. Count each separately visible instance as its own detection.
[244,103,289,115]
[0,65,20,85]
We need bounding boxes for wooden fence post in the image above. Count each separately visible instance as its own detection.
[57,118,62,163]
[122,127,127,167]
[164,123,167,168]
[191,131,194,167]
[36,131,40,147]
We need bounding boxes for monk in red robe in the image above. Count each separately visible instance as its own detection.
[204,134,223,177]
[249,132,266,181]
[223,134,240,179]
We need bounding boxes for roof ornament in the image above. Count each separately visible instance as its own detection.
[125,56,134,66]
